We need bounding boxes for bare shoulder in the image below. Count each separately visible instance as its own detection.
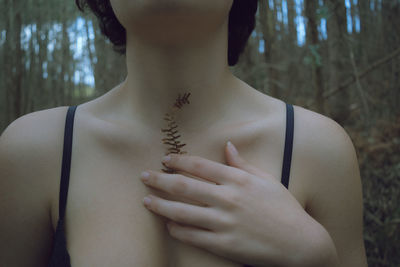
[292,104,356,162]
[0,106,69,266]
[0,106,70,186]
[291,105,368,266]
[0,106,70,220]
[291,104,360,209]
[291,104,359,197]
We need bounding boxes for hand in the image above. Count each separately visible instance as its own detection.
[140,141,323,267]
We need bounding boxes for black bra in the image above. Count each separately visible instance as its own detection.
[48,103,295,267]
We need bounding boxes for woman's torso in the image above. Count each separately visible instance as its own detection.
[48,89,309,267]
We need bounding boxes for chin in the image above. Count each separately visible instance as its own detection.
[110,0,234,42]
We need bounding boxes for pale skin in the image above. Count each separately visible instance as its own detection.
[0,0,368,266]
[140,147,339,267]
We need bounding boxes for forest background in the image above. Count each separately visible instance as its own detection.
[1,0,399,266]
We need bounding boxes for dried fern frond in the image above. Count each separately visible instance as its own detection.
[161,92,191,173]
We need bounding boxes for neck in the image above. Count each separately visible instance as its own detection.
[114,17,243,133]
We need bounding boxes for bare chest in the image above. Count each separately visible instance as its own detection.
[50,115,308,267]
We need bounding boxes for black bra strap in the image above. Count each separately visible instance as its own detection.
[59,105,78,221]
[281,103,294,189]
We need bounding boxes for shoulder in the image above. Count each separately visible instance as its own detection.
[0,106,71,265]
[291,104,359,204]
[292,105,356,165]
[291,105,368,266]
[0,106,70,220]
[292,104,358,185]
[1,106,70,177]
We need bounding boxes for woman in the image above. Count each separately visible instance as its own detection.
[0,0,368,266]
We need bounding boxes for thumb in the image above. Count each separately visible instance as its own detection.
[225,141,270,180]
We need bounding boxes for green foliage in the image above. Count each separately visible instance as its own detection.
[316,6,331,21]
[304,44,322,67]
[389,1,400,8]
[350,119,400,267]
[363,159,400,266]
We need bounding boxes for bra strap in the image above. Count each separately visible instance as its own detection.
[59,105,77,221]
[281,103,294,189]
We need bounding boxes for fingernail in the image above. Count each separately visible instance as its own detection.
[162,155,171,163]
[143,196,151,206]
[140,171,150,182]
[227,141,238,155]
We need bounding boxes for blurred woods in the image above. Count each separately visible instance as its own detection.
[1,0,399,266]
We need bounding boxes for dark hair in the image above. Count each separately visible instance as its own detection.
[76,0,258,66]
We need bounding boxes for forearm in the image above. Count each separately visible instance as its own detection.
[289,216,339,267]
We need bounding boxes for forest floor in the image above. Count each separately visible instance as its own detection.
[346,116,400,267]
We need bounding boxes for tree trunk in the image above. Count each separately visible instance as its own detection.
[287,0,297,47]
[11,0,23,119]
[85,19,96,90]
[259,0,279,98]
[305,0,325,113]
[60,2,70,105]
[326,0,350,123]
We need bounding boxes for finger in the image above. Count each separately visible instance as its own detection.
[143,195,229,231]
[225,143,272,180]
[167,221,223,252]
[162,154,246,185]
[141,170,225,207]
